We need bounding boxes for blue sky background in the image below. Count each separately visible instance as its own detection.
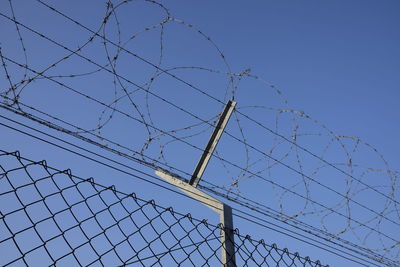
[167,0,400,162]
[1,0,399,266]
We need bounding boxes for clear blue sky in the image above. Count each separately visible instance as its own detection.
[166,0,400,163]
[1,0,399,266]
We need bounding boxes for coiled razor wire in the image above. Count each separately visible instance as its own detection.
[0,149,326,266]
[0,0,398,262]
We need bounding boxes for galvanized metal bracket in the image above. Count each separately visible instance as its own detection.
[155,100,237,266]
[156,169,236,266]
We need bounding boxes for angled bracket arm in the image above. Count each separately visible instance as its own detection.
[155,100,237,266]
[189,100,237,187]
[156,169,236,267]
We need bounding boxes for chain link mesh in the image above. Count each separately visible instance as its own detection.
[0,150,327,266]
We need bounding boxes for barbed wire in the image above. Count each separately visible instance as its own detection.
[0,25,396,260]
[0,99,397,266]
[0,0,399,264]
[1,55,398,256]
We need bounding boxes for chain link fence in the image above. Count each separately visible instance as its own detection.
[0,149,327,266]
